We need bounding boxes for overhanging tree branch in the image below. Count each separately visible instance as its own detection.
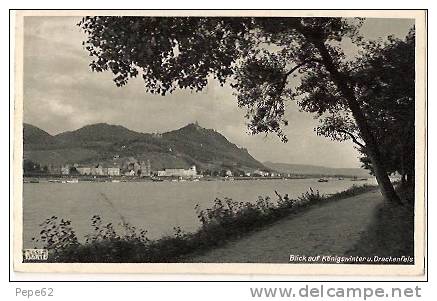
[285,59,322,76]
[338,129,366,149]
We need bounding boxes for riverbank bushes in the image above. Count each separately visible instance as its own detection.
[27,184,377,263]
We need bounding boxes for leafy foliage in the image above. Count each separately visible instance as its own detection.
[78,16,412,202]
[232,51,291,141]
[23,159,44,174]
[354,29,415,184]
[78,17,362,141]
[296,28,415,185]
[33,216,79,252]
[79,17,253,94]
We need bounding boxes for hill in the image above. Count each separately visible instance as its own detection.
[263,161,371,178]
[162,123,264,170]
[23,123,265,172]
[54,123,146,145]
[23,123,55,146]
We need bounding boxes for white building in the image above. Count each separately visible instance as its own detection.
[91,164,105,176]
[157,165,198,177]
[60,165,70,175]
[254,169,269,177]
[107,167,120,176]
[76,166,92,175]
[157,170,166,177]
[125,170,136,176]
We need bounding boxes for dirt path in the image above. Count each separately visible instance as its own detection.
[189,190,383,263]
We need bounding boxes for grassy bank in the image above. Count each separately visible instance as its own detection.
[345,185,415,262]
[26,184,377,263]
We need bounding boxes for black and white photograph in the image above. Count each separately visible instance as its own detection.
[12,10,426,275]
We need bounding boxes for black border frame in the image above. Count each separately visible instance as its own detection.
[8,8,429,283]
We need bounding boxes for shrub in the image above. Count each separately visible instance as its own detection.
[33,216,80,256]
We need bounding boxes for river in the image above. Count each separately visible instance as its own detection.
[22,178,374,248]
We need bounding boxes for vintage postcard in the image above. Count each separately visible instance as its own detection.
[12,10,427,276]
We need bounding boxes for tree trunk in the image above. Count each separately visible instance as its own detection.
[308,38,402,204]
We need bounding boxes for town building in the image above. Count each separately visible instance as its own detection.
[157,165,198,178]
[60,165,70,175]
[76,166,92,175]
[124,170,136,176]
[157,170,167,177]
[107,167,120,176]
[92,164,105,176]
[253,169,269,177]
[46,164,60,175]
[139,160,152,177]
[65,157,149,177]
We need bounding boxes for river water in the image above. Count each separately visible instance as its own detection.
[22,178,374,248]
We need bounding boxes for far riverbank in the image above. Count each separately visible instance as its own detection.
[23,174,370,184]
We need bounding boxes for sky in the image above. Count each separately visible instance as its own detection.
[22,16,414,168]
